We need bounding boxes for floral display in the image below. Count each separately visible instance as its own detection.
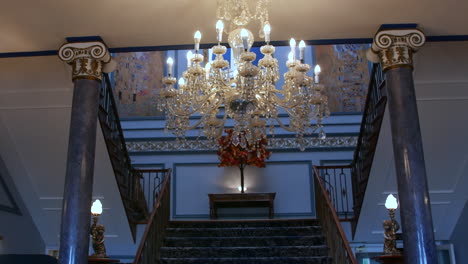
[217,129,271,192]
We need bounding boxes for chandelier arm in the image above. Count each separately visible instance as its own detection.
[185,100,225,131]
[165,103,201,117]
[166,95,216,117]
[274,117,296,132]
[215,110,229,138]
[192,91,219,105]
[184,116,206,131]
[268,93,304,110]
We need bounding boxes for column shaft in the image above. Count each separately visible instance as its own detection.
[385,67,438,263]
[59,79,100,264]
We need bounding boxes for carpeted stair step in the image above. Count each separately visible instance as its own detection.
[164,235,325,247]
[160,245,328,258]
[165,226,322,237]
[169,219,320,228]
[160,256,332,264]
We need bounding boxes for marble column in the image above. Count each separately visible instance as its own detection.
[367,29,438,263]
[58,41,112,264]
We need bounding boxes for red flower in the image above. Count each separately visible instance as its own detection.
[217,129,271,169]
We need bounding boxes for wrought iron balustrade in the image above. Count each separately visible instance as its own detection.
[134,169,172,215]
[313,63,386,237]
[314,166,357,264]
[133,171,171,264]
[350,63,387,236]
[98,74,149,240]
[316,165,354,220]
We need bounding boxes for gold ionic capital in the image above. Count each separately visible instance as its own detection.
[367,29,426,71]
[58,41,112,81]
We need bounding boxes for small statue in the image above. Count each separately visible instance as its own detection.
[383,218,400,255]
[90,216,107,258]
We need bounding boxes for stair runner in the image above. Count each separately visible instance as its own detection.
[160,219,332,264]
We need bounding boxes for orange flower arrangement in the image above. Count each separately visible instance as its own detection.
[217,129,271,193]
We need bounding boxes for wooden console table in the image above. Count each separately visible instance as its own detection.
[208,193,276,219]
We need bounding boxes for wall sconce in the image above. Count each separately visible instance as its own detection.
[383,194,401,255]
[90,199,107,258]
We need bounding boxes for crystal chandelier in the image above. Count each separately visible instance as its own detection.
[158,0,330,150]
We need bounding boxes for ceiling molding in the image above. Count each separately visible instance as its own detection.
[0,105,71,110]
[0,88,73,95]
[417,97,468,102]
[415,80,468,85]
[39,196,105,200]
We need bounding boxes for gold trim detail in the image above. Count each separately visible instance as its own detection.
[58,41,111,81]
[367,29,426,71]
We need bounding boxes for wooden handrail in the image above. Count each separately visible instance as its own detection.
[313,166,357,264]
[133,169,172,264]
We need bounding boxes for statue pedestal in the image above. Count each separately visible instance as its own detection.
[373,255,404,264]
[88,257,120,264]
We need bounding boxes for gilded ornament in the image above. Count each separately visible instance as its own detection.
[367,29,426,71]
[58,41,112,81]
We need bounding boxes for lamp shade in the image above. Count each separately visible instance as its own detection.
[385,194,398,210]
[91,199,103,215]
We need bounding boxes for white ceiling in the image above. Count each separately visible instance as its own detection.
[354,41,468,242]
[1,0,468,53]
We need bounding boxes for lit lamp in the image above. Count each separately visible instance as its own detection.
[383,194,401,255]
[90,199,107,259]
[237,186,247,192]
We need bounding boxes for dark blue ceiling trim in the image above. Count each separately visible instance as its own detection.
[426,35,468,42]
[2,35,468,58]
[0,50,58,58]
[379,24,418,30]
[66,36,104,43]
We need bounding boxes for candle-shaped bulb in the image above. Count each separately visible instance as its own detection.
[194,30,202,52]
[186,51,193,68]
[287,51,294,63]
[263,23,271,43]
[241,28,249,51]
[91,199,103,215]
[205,62,211,78]
[385,194,399,210]
[314,64,321,74]
[167,57,174,76]
[299,40,306,61]
[314,64,321,83]
[194,30,201,42]
[178,77,185,86]
[290,38,296,60]
[216,20,224,43]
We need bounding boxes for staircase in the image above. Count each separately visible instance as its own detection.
[159,219,332,264]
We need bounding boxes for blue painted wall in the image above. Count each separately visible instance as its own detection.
[0,154,45,254]
[450,200,468,263]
